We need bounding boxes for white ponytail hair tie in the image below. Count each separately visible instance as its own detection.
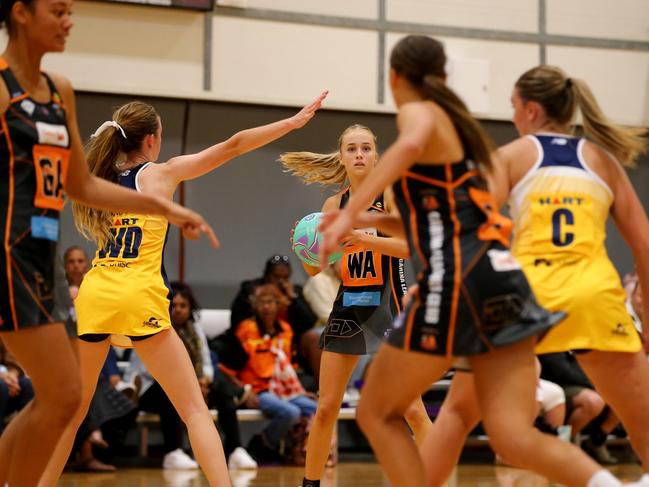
[90,120,127,139]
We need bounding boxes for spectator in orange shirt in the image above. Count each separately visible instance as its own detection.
[230,284,317,462]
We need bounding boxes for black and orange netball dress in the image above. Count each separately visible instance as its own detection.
[0,58,72,332]
[389,158,563,357]
[320,190,407,354]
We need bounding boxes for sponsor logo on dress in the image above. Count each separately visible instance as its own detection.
[143,317,162,329]
[422,195,439,211]
[20,99,36,116]
[420,334,437,351]
[487,249,522,272]
[482,294,524,329]
[35,121,69,147]
[325,319,362,338]
[425,210,444,324]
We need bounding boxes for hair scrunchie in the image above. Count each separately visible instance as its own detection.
[90,120,127,139]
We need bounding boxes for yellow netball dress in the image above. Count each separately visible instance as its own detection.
[509,134,640,353]
[75,162,172,347]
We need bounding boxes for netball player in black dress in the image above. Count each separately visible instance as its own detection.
[320,35,629,487]
[282,125,431,487]
[0,3,213,485]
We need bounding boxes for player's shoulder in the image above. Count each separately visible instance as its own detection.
[322,192,343,212]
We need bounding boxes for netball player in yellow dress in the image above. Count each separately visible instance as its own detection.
[418,66,649,487]
[41,92,327,486]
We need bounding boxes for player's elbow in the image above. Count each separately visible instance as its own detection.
[65,177,89,203]
[399,137,425,161]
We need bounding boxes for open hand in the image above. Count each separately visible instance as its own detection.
[289,90,329,129]
[165,202,219,248]
[318,210,353,270]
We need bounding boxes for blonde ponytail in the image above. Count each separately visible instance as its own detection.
[72,101,159,247]
[279,151,346,187]
[516,66,647,167]
[280,124,377,188]
[71,131,122,247]
[571,78,647,167]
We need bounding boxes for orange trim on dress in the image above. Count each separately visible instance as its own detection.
[9,93,28,104]
[403,298,419,353]
[405,170,450,189]
[444,165,462,357]
[1,115,18,329]
[388,257,401,315]
[451,169,480,189]
[11,259,53,323]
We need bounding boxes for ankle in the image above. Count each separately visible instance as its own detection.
[302,478,320,487]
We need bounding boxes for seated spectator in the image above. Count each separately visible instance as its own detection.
[226,284,317,464]
[230,255,318,374]
[534,357,566,434]
[0,341,33,434]
[170,281,257,470]
[539,352,620,464]
[64,245,90,291]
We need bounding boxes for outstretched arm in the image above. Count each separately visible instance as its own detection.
[163,91,328,184]
[319,103,434,267]
[53,73,217,246]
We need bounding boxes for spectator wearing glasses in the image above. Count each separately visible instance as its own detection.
[230,255,318,376]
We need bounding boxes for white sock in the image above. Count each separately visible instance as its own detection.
[587,470,622,487]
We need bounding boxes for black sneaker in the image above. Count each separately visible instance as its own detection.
[246,434,282,465]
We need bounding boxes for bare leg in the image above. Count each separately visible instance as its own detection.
[39,338,111,487]
[578,350,649,470]
[471,338,601,487]
[0,401,33,482]
[356,344,453,487]
[134,329,231,487]
[304,351,359,481]
[0,325,82,487]
[404,396,433,446]
[544,402,567,430]
[420,372,481,487]
[600,409,619,435]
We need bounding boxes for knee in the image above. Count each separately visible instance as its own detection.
[440,400,480,434]
[178,398,210,425]
[313,399,341,427]
[404,403,429,428]
[273,402,301,424]
[356,396,387,435]
[487,426,536,467]
[40,381,82,427]
[581,390,605,417]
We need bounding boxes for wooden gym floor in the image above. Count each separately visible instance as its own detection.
[58,463,645,486]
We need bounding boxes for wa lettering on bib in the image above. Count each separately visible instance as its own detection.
[342,227,384,287]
